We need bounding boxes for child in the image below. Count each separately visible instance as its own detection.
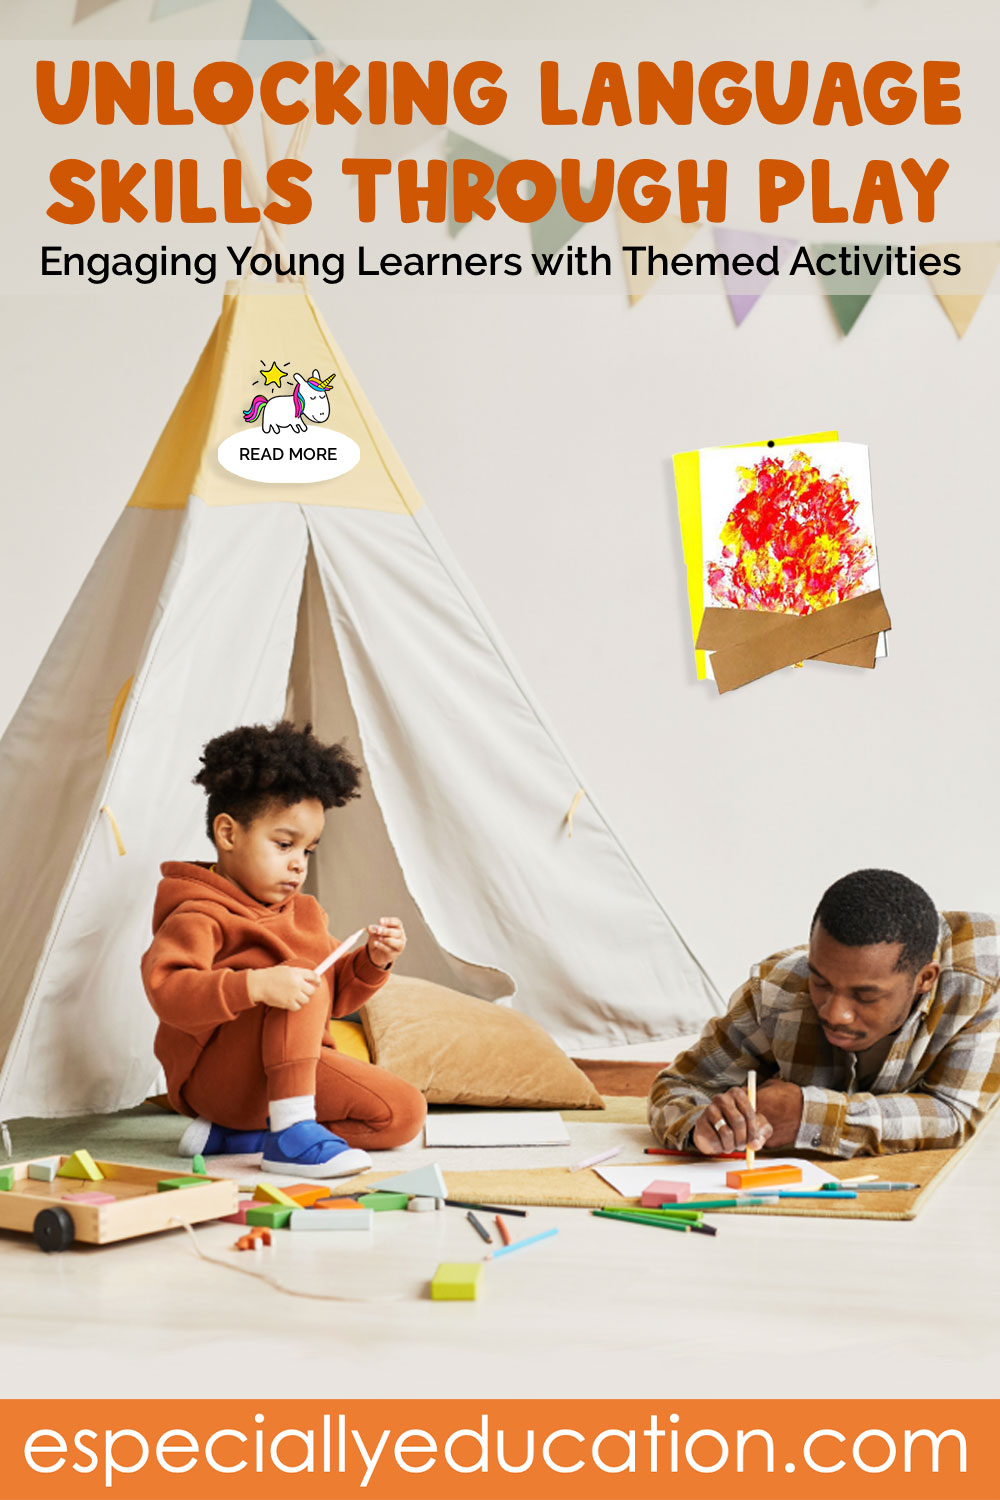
[141,721,427,1177]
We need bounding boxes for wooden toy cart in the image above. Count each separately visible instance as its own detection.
[0,1158,237,1252]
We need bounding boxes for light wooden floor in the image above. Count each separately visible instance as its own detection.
[2,1044,998,1402]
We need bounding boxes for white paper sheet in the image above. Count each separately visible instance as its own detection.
[595,1158,838,1198]
[424,1112,571,1148]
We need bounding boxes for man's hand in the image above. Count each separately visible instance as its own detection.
[754,1081,804,1148]
[692,1086,773,1156]
[247,965,319,1012]
[367,917,406,970]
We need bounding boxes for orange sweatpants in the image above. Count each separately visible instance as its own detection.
[179,982,426,1150]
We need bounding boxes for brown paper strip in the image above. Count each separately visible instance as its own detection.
[813,633,880,669]
[709,590,890,693]
[697,607,792,650]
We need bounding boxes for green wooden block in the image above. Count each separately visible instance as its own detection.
[359,1192,409,1212]
[0,1166,14,1192]
[246,1204,293,1228]
[157,1176,207,1191]
[191,1155,207,1176]
[431,1263,483,1301]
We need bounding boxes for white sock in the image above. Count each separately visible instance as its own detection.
[268,1095,317,1133]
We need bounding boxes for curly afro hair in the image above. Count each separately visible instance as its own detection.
[812,869,939,974]
[194,721,361,842]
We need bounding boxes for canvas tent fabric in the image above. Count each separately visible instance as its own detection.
[0,283,722,1121]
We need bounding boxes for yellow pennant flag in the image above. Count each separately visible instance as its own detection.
[617,210,699,306]
[919,242,1000,338]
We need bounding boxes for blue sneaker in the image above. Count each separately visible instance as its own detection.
[260,1120,371,1179]
[178,1117,267,1159]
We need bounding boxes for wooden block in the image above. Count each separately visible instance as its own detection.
[234,1235,255,1251]
[27,1160,60,1182]
[726,1164,803,1190]
[223,1203,254,1225]
[431,1263,483,1301]
[289,1208,373,1231]
[246,1204,293,1229]
[63,1190,117,1205]
[359,1192,409,1212]
[0,1166,14,1191]
[157,1177,207,1191]
[283,1185,330,1208]
[314,1196,362,1210]
[253,1183,299,1208]
[408,1196,436,1212]
[57,1150,103,1182]
[191,1155,206,1176]
[373,1164,447,1198]
[641,1180,690,1206]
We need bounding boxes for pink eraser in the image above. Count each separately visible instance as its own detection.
[63,1190,116,1205]
[641,1180,691,1206]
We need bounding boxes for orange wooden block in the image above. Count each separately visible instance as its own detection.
[284,1184,330,1208]
[314,1196,362,1210]
[725,1164,803,1190]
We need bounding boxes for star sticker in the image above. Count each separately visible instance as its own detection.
[260,361,285,387]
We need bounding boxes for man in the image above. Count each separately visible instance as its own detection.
[649,870,1000,1158]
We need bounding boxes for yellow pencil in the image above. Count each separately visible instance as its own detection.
[746,1069,757,1168]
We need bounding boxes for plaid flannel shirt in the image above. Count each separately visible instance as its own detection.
[649,911,1000,1158]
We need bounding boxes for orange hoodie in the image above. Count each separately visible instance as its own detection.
[141,861,389,1107]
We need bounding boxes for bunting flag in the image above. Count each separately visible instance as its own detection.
[918,242,1000,338]
[529,190,584,264]
[73,0,119,19]
[238,0,324,77]
[812,243,895,335]
[713,227,799,326]
[617,209,699,305]
[354,104,441,166]
[444,132,510,238]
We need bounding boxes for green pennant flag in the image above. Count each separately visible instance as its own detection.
[73,0,118,19]
[152,0,213,16]
[529,193,585,265]
[238,0,323,78]
[444,132,510,238]
[812,243,894,335]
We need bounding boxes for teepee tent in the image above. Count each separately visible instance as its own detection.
[0,281,721,1120]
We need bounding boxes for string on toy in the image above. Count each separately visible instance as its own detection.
[174,1219,408,1303]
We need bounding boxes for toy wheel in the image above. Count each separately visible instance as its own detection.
[33,1206,75,1253]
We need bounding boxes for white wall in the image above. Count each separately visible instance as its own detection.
[2,0,997,1006]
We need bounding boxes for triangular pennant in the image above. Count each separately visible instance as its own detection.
[812,243,893,335]
[713,228,799,326]
[238,0,323,78]
[371,1164,447,1198]
[617,209,699,305]
[444,131,510,238]
[355,99,441,164]
[529,192,584,264]
[73,0,118,19]
[918,242,1000,338]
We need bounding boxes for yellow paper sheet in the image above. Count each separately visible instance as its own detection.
[673,431,839,680]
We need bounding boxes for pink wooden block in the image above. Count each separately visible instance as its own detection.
[63,1191,117,1205]
[641,1180,691,1206]
[222,1203,254,1225]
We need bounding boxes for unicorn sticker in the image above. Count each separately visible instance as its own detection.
[243,369,336,435]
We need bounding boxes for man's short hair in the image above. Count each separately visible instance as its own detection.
[812,869,940,974]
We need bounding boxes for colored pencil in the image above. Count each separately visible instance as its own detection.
[593,1209,690,1233]
[841,1173,880,1184]
[773,1189,857,1200]
[315,928,366,977]
[850,1182,917,1192]
[495,1215,511,1245]
[746,1069,757,1168]
[445,1199,527,1217]
[569,1147,621,1173]
[466,1210,492,1243]
[689,1223,718,1237]
[610,1207,704,1223]
[487,1228,559,1260]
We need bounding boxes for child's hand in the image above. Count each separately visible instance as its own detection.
[247,966,320,1011]
[367,917,406,970]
